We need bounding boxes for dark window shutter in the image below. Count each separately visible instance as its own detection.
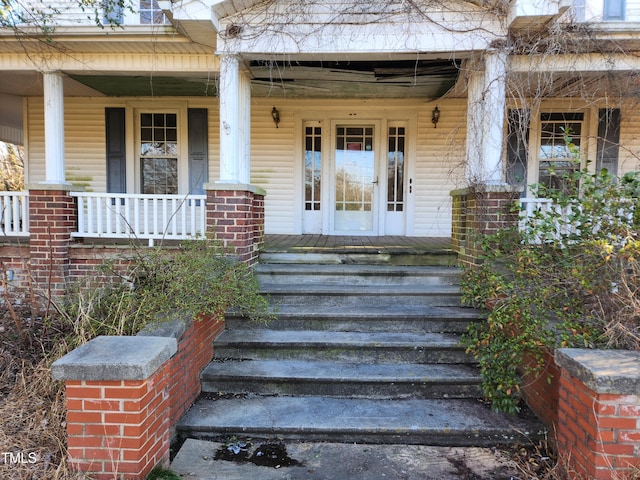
[603,0,625,20]
[506,109,530,197]
[596,108,621,176]
[105,108,126,193]
[188,108,208,195]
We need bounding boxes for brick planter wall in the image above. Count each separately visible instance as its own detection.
[554,349,640,480]
[520,349,561,432]
[52,314,225,479]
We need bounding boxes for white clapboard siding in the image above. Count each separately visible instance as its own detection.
[26,97,116,191]
[65,99,112,192]
[619,104,640,175]
[25,98,45,185]
[414,99,467,237]
[251,102,297,234]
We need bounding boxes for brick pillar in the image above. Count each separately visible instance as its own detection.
[555,349,640,480]
[52,336,177,479]
[27,184,81,303]
[204,183,266,265]
[450,185,522,268]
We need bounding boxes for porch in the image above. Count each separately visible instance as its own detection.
[1,191,552,244]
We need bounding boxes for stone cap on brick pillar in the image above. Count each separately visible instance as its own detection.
[450,184,523,197]
[204,182,267,197]
[26,183,85,192]
[555,348,640,395]
[51,335,177,381]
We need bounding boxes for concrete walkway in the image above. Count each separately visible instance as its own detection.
[171,438,522,480]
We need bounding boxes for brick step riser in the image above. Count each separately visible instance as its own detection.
[214,347,475,364]
[200,379,481,399]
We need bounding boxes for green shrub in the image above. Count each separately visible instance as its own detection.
[58,239,272,343]
[461,168,639,413]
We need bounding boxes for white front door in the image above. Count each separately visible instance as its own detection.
[331,123,378,235]
[301,117,410,236]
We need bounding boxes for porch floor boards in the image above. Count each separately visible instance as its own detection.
[262,235,452,254]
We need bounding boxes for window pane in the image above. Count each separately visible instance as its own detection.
[139,0,169,24]
[140,112,178,194]
[141,158,177,194]
[538,113,582,194]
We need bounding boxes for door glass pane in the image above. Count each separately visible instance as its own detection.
[334,125,375,231]
[304,126,322,211]
[387,127,405,212]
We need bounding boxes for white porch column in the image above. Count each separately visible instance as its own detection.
[465,50,508,184]
[218,54,240,183]
[238,70,251,184]
[43,71,67,185]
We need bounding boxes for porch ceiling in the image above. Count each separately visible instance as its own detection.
[63,59,461,99]
[67,75,218,97]
[507,70,640,100]
[249,59,461,99]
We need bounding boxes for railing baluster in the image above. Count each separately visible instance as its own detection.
[2,196,8,235]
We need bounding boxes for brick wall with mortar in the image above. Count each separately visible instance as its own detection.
[27,187,79,300]
[0,243,30,299]
[520,349,561,433]
[555,349,640,480]
[52,314,225,479]
[205,184,265,265]
[450,185,522,268]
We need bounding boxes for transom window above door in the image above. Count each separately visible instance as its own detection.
[139,112,178,194]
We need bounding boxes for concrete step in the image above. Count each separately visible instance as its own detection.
[201,359,481,399]
[226,305,483,334]
[256,264,461,286]
[214,330,474,364]
[171,438,524,480]
[258,251,458,266]
[176,396,546,446]
[262,283,462,307]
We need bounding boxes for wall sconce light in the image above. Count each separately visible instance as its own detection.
[271,107,280,128]
[432,106,440,128]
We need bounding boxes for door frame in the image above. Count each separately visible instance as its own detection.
[296,110,416,236]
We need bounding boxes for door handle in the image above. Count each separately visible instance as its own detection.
[372,177,378,185]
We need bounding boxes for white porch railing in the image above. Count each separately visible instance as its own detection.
[519,197,636,243]
[72,192,207,246]
[518,197,577,238]
[0,191,29,237]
